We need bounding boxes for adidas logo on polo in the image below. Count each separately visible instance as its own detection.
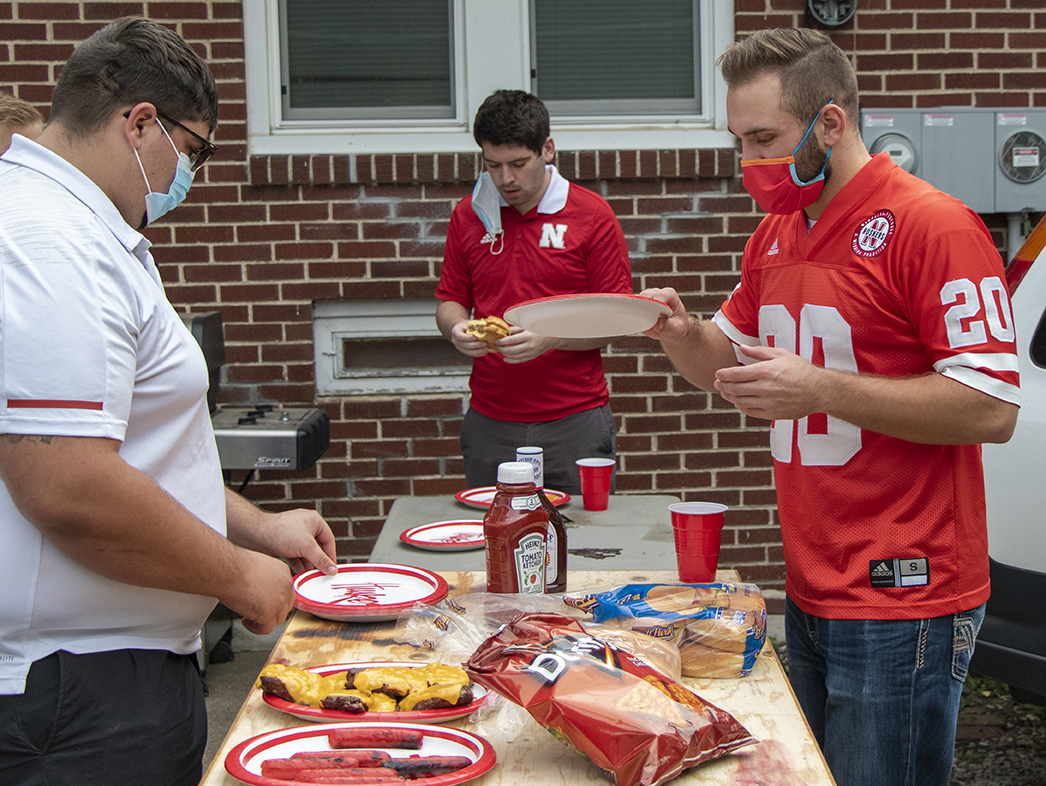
[768,238,779,255]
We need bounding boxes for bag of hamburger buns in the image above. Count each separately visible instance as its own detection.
[565,583,767,678]
[465,612,755,786]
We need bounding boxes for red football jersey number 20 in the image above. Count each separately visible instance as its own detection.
[759,303,862,467]
[757,275,1014,468]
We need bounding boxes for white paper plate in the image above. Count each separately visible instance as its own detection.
[400,520,485,551]
[260,661,488,724]
[225,721,496,786]
[454,486,570,509]
[293,564,449,622]
[504,293,671,338]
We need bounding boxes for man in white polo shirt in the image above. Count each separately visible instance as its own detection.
[0,18,337,786]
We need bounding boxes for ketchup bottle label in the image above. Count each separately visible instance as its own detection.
[514,533,547,593]
[511,494,541,511]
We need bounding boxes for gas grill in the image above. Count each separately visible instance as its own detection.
[180,312,331,475]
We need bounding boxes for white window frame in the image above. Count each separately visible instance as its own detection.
[313,300,471,396]
[242,0,734,156]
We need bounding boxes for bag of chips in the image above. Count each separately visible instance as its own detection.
[465,612,756,786]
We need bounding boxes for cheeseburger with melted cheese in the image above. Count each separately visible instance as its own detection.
[465,315,510,352]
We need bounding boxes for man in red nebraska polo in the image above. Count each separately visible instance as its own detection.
[436,90,633,495]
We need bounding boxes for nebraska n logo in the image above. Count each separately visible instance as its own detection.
[539,223,568,249]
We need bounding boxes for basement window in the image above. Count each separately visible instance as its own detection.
[313,300,471,395]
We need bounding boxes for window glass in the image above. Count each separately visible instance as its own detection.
[281,0,454,120]
[532,0,698,116]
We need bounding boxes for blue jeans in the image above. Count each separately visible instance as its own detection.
[785,597,984,786]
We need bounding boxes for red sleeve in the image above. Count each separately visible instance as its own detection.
[583,198,633,295]
[901,201,1020,403]
[435,200,475,309]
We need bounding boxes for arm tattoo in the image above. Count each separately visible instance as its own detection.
[3,434,55,445]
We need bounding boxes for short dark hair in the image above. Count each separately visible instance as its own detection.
[472,90,550,154]
[49,16,218,138]
[718,28,860,129]
[0,92,44,128]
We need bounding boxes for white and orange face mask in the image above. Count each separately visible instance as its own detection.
[741,101,834,215]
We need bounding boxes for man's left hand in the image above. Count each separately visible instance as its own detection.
[713,343,824,421]
[496,327,555,363]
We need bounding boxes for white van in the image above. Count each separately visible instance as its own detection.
[972,216,1046,704]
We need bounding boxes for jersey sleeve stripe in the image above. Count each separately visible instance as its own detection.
[939,365,1022,406]
[933,352,1019,375]
[711,311,762,364]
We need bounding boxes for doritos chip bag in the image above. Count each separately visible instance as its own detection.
[465,612,755,786]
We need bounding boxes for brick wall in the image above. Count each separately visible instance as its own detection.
[2,1,1042,599]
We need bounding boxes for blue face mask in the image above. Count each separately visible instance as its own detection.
[471,172,505,254]
[134,120,196,225]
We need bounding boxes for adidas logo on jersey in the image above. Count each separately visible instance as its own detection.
[768,238,779,256]
[870,561,893,576]
[869,557,930,588]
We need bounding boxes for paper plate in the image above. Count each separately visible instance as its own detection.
[454,486,570,509]
[400,521,485,551]
[293,564,449,622]
[225,721,496,786]
[504,293,671,338]
[260,661,488,724]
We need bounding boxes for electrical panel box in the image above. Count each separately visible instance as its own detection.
[861,107,1046,214]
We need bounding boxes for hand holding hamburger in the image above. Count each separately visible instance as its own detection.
[465,315,510,353]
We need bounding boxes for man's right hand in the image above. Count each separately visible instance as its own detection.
[448,320,493,357]
[222,549,296,635]
[639,286,692,343]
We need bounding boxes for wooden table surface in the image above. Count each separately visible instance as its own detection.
[199,569,836,786]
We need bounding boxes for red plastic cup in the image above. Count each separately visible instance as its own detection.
[669,502,727,583]
[575,458,615,511]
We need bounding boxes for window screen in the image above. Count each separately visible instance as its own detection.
[280,0,454,120]
[531,0,699,116]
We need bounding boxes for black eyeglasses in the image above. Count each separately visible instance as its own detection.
[156,111,218,172]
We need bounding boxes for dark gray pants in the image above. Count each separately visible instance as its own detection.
[460,404,617,495]
[0,648,207,786]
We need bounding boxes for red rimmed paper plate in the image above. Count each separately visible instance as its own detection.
[400,520,485,552]
[454,486,570,509]
[260,661,488,723]
[224,721,496,786]
[293,564,449,622]
[504,293,671,338]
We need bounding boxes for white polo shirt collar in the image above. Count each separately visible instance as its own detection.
[536,165,569,214]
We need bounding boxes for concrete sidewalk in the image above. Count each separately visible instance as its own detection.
[201,619,284,773]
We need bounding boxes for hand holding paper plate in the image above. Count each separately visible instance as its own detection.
[503,293,671,339]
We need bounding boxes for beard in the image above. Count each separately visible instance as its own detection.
[794,134,831,186]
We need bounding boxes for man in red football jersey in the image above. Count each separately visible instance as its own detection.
[643,28,1020,786]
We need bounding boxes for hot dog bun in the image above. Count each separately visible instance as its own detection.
[465,315,510,352]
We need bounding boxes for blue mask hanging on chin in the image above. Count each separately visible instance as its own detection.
[134,120,196,225]
[471,172,505,254]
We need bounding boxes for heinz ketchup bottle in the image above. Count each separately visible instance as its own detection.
[516,446,567,593]
[483,462,548,594]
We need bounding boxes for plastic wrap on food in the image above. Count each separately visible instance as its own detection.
[565,583,768,677]
[466,612,756,786]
